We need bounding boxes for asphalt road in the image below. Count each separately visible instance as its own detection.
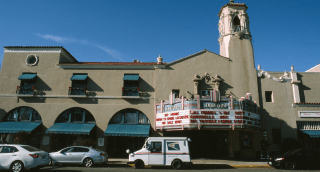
[33,165,320,172]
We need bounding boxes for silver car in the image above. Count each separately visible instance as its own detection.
[0,144,50,172]
[49,146,108,167]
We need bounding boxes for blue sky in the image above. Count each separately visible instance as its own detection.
[1,0,319,72]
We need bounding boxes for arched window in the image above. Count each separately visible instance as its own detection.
[55,108,95,123]
[110,109,150,124]
[233,16,240,26]
[4,107,41,122]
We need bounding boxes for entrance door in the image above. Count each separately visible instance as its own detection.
[148,141,163,165]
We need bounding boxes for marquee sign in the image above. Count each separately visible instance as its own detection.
[155,92,260,130]
[155,109,260,130]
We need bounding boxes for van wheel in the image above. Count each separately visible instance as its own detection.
[172,159,183,170]
[134,160,144,169]
[10,161,24,172]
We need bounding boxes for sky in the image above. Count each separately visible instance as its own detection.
[1,0,320,72]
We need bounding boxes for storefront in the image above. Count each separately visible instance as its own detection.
[0,106,42,148]
[45,107,96,151]
[104,109,151,157]
[155,91,261,158]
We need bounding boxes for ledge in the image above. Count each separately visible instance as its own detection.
[0,94,152,99]
[16,94,34,97]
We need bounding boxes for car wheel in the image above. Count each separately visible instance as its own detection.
[134,160,144,169]
[83,157,94,167]
[10,161,24,172]
[172,159,183,170]
[285,161,296,170]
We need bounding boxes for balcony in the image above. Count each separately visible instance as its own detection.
[16,86,35,97]
[68,87,87,98]
[122,87,139,96]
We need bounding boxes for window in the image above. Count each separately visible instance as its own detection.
[272,129,282,144]
[17,73,37,95]
[56,108,95,123]
[265,91,273,102]
[4,107,41,122]
[69,74,88,96]
[20,146,40,152]
[172,90,180,98]
[0,146,19,153]
[123,74,139,96]
[167,142,180,151]
[109,109,150,124]
[201,90,212,97]
[151,142,162,152]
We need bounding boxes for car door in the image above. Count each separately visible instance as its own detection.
[0,146,19,169]
[72,147,87,163]
[57,147,74,163]
[148,141,164,165]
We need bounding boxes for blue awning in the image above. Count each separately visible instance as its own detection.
[46,123,95,135]
[70,74,88,81]
[0,122,41,134]
[104,124,150,137]
[18,74,37,80]
[123,74,139,81]
[301,130,320,138]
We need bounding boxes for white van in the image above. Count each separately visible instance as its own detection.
[126,137,192,169]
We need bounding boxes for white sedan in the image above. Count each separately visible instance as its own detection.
[0,144,50,172]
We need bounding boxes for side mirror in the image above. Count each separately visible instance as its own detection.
[188,138,192,142]
[126,149,130,154]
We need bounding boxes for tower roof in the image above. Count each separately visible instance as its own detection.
[218,1,248,17]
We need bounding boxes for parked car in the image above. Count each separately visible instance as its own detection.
[0,144,50,172]
[49,146,108,167]
[268,149,320,170]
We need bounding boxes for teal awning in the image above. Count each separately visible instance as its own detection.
[123,74,139,81]
[0,122,41,134]
[301,130,320,138]
[70,74,88,81]
[104,124,150,137]
[18,74,37,80]
[46,123,95,135]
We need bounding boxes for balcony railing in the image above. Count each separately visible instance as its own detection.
[16,86,35,95]
[122,87,139,96]
[68,87,87,96]
[232,25,244,33]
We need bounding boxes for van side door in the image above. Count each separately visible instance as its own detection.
[165,140,189,165]
[148,141,163,165]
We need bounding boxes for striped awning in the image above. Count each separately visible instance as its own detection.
[104,124,150,137]
[46,123,95,135]
[70,74,88,81]
[0,122,41,134]
[123,74,139,81]
[18,74,37,80]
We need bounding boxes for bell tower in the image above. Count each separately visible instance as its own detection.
[218,0,251,58]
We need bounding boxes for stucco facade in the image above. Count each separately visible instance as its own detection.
[1,0,320,159]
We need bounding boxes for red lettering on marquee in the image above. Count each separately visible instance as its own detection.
[162,122,165,124]
[165,114,169,117]
[171,112,179,116]
[167,117,174,120]
[223,111,230,115]
[175,120,182,124]
[167,121,173,124]
[190,111,199,114]
[220,116,229,119]
[201,111,215,114]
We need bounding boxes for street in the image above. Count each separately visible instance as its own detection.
[34,165,320,172]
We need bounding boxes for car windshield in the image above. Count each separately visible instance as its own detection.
[21,146,41,152]
[283,149,301,156]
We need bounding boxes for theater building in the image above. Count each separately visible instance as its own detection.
[1,0,320,159]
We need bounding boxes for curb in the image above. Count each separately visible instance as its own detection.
[230,165,272,168]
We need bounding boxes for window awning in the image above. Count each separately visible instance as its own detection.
[46,123,95,135]
[300,130,320,138]
[123,74,139,81]
[104,124,150,137]
[70,74,88,81]
[0,122,41,134]
[18,74,37,80]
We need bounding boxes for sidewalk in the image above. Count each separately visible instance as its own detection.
[108,158,271,168]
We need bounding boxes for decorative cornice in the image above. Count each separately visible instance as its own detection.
[57,64,165,70]
[293,103,320,108]
[257,69,290,82]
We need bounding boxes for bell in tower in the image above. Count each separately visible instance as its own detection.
[218,0,251,58]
